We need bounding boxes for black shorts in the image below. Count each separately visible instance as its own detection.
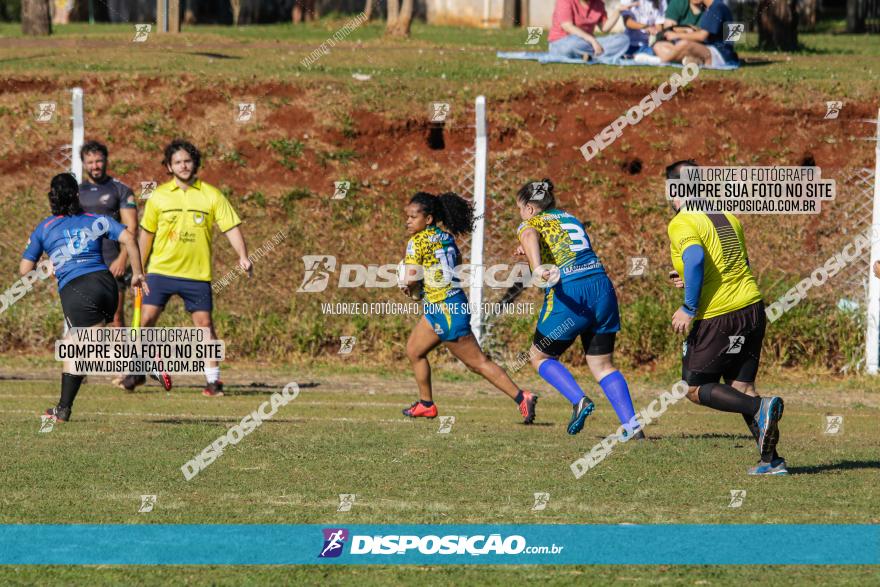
[533,330,617,357]
[682,301,765,386]
[60,270,118,328]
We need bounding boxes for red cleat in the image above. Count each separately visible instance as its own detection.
[152,371,173,391]
[519,390,538,424]
[202,381,224,397]
[402,401,438,418]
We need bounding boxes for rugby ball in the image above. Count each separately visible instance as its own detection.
[397,260,423,300]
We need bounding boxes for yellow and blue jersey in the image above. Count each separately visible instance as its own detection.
[517,209,605,283]
[404,225,463,304]
[404,225,471,341]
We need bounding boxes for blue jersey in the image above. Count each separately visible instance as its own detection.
[22,213,126,291]
[517,209,605,283]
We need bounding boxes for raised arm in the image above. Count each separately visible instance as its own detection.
[601,1,640,33]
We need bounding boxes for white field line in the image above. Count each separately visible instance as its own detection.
[0,408,411,425]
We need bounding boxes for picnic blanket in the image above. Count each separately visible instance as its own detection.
[496,51,740,71]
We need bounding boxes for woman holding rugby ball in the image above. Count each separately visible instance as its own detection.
[514,179,643,437]
[399,191,537,423]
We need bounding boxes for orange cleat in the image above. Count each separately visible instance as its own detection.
[402,401,438,418]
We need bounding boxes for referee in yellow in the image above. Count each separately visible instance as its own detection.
[666,159,786,475]
[120,139,252,397]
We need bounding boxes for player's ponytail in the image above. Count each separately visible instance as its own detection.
[409,191,474,237]
[48,173,83,216]
[436,192,473,236]
[516,179,556,211]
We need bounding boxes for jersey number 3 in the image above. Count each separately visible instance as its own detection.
[561,223,590,252]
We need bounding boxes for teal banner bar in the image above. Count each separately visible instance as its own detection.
[1,525,877,565]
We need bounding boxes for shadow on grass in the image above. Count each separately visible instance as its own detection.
[184,51,242,60]
[131,381,321,395]
[786,460,880,475]
[0,53,53,64]
[739,58,775,67]
[669,432,754,441]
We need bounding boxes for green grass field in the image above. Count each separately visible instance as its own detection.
[2,16,880,585]
[1,363,878,583]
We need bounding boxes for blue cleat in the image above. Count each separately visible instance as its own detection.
[567,397,595,435]
[754,396,784,455]
[748,458,789,475]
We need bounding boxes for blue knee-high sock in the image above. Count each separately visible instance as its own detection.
[538,359,586,405]
[599,370,638,432]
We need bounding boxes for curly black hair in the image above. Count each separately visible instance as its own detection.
[162,139,201,173]
[48,173,83,216]
[79,140,108,161]
[409,191,474,236]
[516,178,556,212]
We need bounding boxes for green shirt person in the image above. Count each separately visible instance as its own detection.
[664,0,703,26]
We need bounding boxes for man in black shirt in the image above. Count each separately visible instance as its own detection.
[78,140,138,328]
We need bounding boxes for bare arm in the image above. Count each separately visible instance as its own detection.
[224,225,253,275]
[518,228,543,271]
[19,259,35,276]
[113,208,138,267]
[600,1,639,33]
[138,228,154,269]
[666,28,709,42]
[118,231,148,293]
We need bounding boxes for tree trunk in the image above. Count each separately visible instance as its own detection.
[22,0,52,35]
[365,0,374,21]
[801,0,817,29]
[846,0,866,33]
[757,0,798,51]
[386,0,413,37]
[386,0,399,33]
[230,0,241,25]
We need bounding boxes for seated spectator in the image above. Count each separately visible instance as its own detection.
[652,0,738,66]
[548,0,640,63]
[621,0,668,57]
[663,0,703,27]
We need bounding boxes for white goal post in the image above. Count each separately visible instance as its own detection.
[866,108,880,374]
[70,87,84,183]
[469,95,488,342]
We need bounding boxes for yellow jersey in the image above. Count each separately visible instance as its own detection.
[667,211,762,320]
[140,179,241,282]
[404,226,462,304]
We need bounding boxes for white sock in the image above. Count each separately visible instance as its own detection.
[205,366,220,384]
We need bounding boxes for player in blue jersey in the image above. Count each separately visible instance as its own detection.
[399,191,537,423]
[514,179,642,437]
[19,173,148,422]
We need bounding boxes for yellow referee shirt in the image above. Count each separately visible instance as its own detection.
[667,211,762,320]
[140,179,241,282]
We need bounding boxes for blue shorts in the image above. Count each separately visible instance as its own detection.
[423,291,472,342]
[143,273,213,313]
[534,273,620,356]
